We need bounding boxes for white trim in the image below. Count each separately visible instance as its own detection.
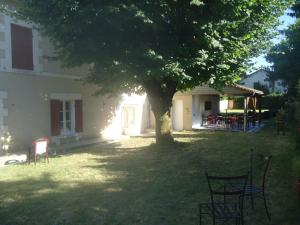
[50,93,81,100]
[41,71,82,80]
[0,69,82,80]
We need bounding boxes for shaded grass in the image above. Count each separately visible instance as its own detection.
[0,122,299,225]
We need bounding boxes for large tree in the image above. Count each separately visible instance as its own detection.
[267,1,300,97]
[8,0,291,143]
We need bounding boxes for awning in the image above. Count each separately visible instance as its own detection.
[176,84,264,96]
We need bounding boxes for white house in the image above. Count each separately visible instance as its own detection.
[0,6,125,152]
[240,69,286,94]
[0,2,266,153]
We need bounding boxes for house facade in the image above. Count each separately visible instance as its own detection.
[0,4,266,152]
[0,11,122,152]
[240,69,286,94]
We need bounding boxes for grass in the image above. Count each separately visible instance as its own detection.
[0,122,299,225]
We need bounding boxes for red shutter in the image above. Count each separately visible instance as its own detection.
[11,23,34,70]
[75,100,83,133]
[50,100,61,136]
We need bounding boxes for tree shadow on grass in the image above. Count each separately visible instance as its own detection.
[0,134,220,225]
[0,130,298,225]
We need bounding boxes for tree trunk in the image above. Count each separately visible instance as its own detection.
[144,80,177,144]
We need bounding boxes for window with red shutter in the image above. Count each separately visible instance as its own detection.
[11,23,34,70]
[75,100,83,133]
[51,98,82,136]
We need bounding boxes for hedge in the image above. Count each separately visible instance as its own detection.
[232,95,285,111]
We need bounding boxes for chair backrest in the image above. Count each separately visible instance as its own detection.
[206,172,249,211]
[249,149,272,188]
[33,138,49,155]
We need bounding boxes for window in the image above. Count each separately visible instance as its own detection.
[205,101,212,111]
[11,23,34,70]
[59,100,74,134]
[50,98,83,136]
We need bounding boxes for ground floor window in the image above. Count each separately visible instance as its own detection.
[50,96,83,136]
[59,100,74,135]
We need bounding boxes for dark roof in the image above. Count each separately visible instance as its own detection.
[246,68,269,78]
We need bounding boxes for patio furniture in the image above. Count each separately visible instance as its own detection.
[230,149,272,221]
[28,137,50,165]
[199,173,249,225]
[227,115,238,129]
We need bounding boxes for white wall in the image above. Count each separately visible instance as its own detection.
[172,100,183,131]
[192,95,220,128]
[242,70,269,88]
[0,90,8,150]
[0,13,88,79]
[241,69,286,94]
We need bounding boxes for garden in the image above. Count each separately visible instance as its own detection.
[0,121,299,225]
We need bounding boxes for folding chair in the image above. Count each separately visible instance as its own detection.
[199,172,249,225]
[230,149,272,221]
[28,137,50,165]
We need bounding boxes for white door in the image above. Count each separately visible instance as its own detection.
[172,100,183,131]
[192,95,201,128]
[121,105,137,135]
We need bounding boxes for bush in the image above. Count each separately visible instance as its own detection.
[233,95,285,114]
[295,101,300,149]
[253,82,270,95]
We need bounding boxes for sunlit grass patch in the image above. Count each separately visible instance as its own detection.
[0,122,298,225]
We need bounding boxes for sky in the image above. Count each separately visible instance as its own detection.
[250,10,297,71]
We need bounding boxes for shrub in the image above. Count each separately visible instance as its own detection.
[253,82,270,95]
[232,95,285,113]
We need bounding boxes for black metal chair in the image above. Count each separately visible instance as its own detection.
[230,149,272,221]
[199,173,249,225]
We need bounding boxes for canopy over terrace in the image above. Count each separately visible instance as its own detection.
[177,84,264,132]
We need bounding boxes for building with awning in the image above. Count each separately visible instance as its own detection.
[172,84,264,132]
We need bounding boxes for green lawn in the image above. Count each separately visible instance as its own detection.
[0,122,299,225]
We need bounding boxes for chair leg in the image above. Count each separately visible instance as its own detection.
[45,153,49,164]
[240,198,245,225]
[199,204,202,225]
[262,193,271,221]
[28,147,31,164]
[250,193,255,210]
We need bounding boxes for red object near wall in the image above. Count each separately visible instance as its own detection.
[75,100,83,133]
[50,100,61,136]
[11,23,34,70]
[297,128,300,135]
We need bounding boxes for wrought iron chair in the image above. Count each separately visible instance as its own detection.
[230,149,272,221]
[199,173,249,225]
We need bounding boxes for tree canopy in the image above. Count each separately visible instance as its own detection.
[13,1,290,93]
[267,1,300,97]
[8,0,292,143]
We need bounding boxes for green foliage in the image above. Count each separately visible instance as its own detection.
[8,0,292,95]
[5,0,291,142]
[253,82,270,95]
[233,95,285,111]
[267,2,300,97]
